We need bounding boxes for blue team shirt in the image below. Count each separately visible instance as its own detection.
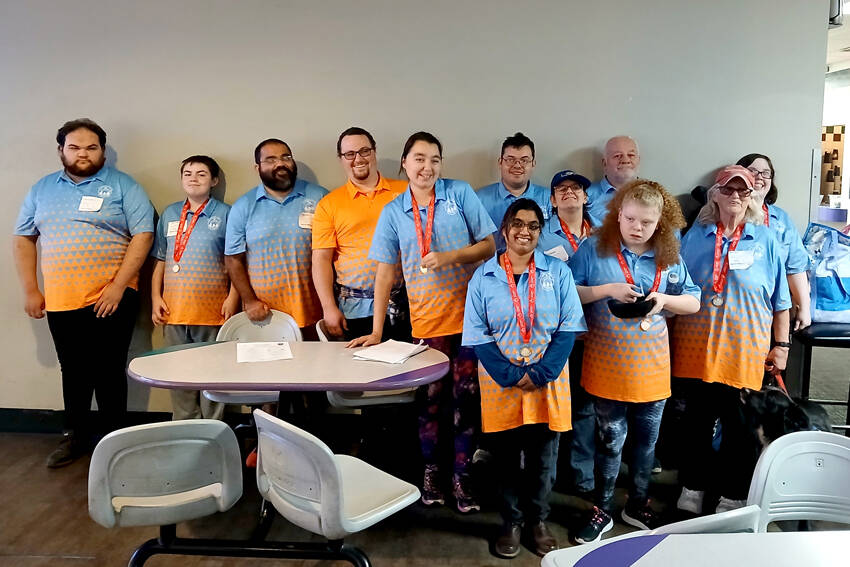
[765,204,810,275]
[585,177,616,224]
[537,214,598,261]
[476,182,551,250]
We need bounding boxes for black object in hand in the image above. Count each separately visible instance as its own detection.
[607,296,656,319]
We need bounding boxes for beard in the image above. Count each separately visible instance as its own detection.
[259,162,298,193]
[62,154,106,178]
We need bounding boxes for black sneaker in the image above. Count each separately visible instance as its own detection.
[651,457,662,474]
[46,434,83,469]
[573,506,613,544]
[621,501,662,530]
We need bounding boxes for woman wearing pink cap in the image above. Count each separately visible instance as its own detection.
[671,165,791,516]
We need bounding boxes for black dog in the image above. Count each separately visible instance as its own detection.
[741,386,832,451]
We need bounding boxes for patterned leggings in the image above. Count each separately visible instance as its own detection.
[419,334,481,476]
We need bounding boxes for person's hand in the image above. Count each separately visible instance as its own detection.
[516,373,537,392]
[420,251,454,271]
[346,333,382,348]
[792,309,811,332]
[221,294,241,321]
[645,292,668,316]
[607,283,641,303]
[765,346,789,373]
[23,289,45,319]
[323,306,348,338]
[152,296,170,326]
[94,282,126,318]
[244,298,270,322]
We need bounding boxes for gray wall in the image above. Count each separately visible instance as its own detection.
[0,0,829,410]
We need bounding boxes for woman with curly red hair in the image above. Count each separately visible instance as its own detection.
[568,180,700,542]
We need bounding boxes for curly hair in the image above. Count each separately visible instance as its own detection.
[595,179,686,269]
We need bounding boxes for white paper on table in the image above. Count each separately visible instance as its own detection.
[236,341,293,363]
[544,245,570,262]
[352,339,428,364]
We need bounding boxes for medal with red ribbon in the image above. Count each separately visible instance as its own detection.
[559,218,591,252]
[616,250,661,331]
[410,191,435,274]
[762,203,770,227]
[172,198,209,273]
[502,252,536,362]
[710,222,744,306]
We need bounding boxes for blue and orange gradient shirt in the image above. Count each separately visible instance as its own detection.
[153,198,230,326]
[14,166,155,312]
[225,180,328,328]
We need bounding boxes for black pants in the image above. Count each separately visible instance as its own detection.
[344,315,413,343]
[675,378,760,500]
[46,289,139,441]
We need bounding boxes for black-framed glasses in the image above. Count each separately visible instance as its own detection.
[340,147,374,161]
[718,186,753,198]
[509,219,541,232]
[501,156,533,167]
[747,167,773,179]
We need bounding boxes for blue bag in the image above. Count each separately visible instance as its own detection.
[803,223,850,323]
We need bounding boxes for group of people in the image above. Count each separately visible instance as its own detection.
[13,120,810,558]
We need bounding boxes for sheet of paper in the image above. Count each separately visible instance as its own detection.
[352,339,428,364]
[544,245,570,262]
[236,341,293,363]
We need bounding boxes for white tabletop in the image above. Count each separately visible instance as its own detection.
[128,341,449,391]
[542,531,850,567]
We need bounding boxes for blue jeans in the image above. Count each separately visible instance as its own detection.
[595,397,666,511]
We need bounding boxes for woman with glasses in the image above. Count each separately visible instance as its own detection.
[349,131,496,513]
[538,170,596,261]
[568,180,700,542]
[672,166,790,516]
[736,153,811,331]
[463,198,585,558]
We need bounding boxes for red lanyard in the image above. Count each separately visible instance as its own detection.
[502,253,536,344]
[616,251,661,293]
[559,218,591,252]
[762,203,770,227]
[173,199,209,264]
[410,191,435,261]
[712,223,744,294]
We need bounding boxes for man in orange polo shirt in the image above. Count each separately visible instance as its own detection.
[312,127,411,340]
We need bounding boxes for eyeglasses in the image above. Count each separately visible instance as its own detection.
[260,155,294,166]
[340,147,374,161]
[509,219,541,232]
[501,156,533,167]
[554,184,584,196]
[717,186,753,198]
[747,167,773,179]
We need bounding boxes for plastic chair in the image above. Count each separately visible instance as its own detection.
[253,408,420,564]
[746,430,850,531]
[649,505,760,535]
[202,310,303,406]
[88,420,243,565]
[317,320,416,408]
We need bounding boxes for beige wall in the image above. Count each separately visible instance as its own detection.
[0,0,829,411]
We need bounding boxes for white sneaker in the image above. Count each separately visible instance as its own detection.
[677,487,705,514]
[715,497,746,513]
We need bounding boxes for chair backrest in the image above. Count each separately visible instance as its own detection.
[316,319,330,342]
[650,505,760,535]
[88,420,242,528]
[747,430,850,531]
[253,409,347,539]
[216,310,303,342]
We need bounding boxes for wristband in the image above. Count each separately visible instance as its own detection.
[773,341,792,348]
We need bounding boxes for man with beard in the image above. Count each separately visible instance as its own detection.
[311,127,410,340]
[585,136,641,223]
[477,132,550,252]
[225,138,327,333]
[13,118,155,468]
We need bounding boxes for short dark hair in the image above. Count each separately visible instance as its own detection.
[254,138,290,164]
[500,198,545,237]
[399,131,443,173]
[181,155,221,178]
[56,118,106,148]
[736,153,778,205]
[337,127,376,156]
[501,132,535,159]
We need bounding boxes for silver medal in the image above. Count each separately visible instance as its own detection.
[711,295,724,307]
[639,318,652,331]
[172,264,180,273]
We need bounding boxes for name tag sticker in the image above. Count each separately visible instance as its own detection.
[298,212,314,230]
[78,196,103,212]
[166,221,180,237]
[729,249,754,270]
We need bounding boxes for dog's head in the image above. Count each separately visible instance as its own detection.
[740,387,813,447]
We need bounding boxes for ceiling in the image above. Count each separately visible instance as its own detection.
[828,1,850,72]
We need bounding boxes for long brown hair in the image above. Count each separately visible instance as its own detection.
[596,179,686,269]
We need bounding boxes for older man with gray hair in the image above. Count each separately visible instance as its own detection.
[585,136,640,223]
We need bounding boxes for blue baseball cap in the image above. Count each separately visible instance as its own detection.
[550,170,591,191]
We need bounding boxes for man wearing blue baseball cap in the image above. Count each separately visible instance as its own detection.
[585,136,641,222]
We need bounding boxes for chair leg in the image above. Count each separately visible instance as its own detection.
[329,539,372,567]
[127,525,177,567]
[251,499,275,541]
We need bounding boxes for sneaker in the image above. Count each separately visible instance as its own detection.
[715,496,746,513]
[676,487,705,515]
[573,506,613,544]
[472,448,492,465]
[493,522,522,558]
[46,434,84,469]
[622,500,662,530]
[651,457,663,474]
[421,464,445,506]
[452,473,480,513]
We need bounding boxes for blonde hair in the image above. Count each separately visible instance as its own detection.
[696,185,764,227]
[596,179,686,269]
